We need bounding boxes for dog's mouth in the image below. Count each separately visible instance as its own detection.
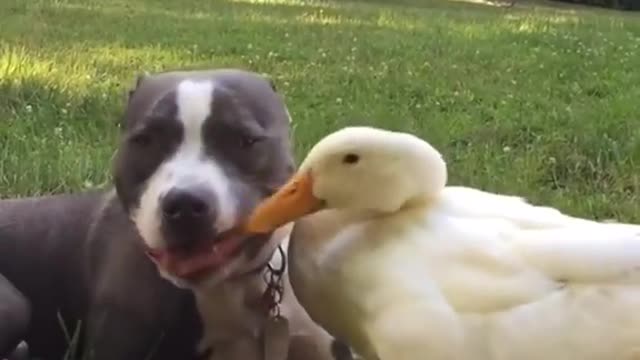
[144,230,265,282]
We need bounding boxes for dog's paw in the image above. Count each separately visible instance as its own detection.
[331,339,359,360]
[5,341,29,360]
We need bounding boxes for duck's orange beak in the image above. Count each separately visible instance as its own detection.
[244,171,325,234]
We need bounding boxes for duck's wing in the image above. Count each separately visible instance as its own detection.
[512,224,640,284]
[428,187,640,312]
[439,186,640,282]
[439,186,596,229]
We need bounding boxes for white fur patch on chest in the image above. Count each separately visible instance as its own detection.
[196,277,266,342]
[194,229,335,360]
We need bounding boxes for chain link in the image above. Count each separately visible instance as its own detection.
[261,245,286,318]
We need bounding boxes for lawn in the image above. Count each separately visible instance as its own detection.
[1,0,639,221]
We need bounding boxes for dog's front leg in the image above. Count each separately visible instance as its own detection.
[82,277,199,360]
[207,338,262,360]
[83,301,171,360]
[0,274,30,358]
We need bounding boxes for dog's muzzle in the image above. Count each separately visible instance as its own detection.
[160,186,220,252]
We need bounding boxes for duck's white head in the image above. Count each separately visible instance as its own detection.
[244,126,448,233]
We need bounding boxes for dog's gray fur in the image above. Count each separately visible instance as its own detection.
[0,69,352,360]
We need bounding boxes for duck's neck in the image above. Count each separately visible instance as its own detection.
[401,192,440,211]
[337,197,434,224]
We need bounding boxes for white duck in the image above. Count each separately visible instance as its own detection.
[242,126,640,360]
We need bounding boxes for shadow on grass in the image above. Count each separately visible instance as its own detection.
[5,0,629,55]
[339,0,509,11]
[2,0,636,83]
[0,77,120,197]
[342,0,639,12]
[1,0,402,51]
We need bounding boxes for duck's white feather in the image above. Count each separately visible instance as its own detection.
[289,186,640,360]
[437,186,591,228]
[439,187,640,283]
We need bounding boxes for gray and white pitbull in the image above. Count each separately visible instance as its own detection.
[0,69,354,360]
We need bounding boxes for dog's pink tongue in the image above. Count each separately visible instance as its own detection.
[157,235,244,279]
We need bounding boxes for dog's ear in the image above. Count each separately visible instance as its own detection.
[119,72,149,129]
[269,78,277,92]
[261,73,277,92]
[127,71,149,103]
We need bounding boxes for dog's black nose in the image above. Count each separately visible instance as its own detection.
[161,187,217,251]
[162,188,210,220]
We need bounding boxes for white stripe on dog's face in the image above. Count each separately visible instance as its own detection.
[133,80,237,249]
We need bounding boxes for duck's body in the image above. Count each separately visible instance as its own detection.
[244,127,640,360]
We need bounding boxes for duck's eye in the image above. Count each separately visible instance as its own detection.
[342,153,360,165]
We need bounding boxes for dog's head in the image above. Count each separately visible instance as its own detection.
[112,69,295,288]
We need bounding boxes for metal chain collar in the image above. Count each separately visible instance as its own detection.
[261,245,286,319]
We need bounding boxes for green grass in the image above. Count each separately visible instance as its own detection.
[1,0,639,221]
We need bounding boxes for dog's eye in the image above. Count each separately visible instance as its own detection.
[240,135,263,149]
[130,132,152,147]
